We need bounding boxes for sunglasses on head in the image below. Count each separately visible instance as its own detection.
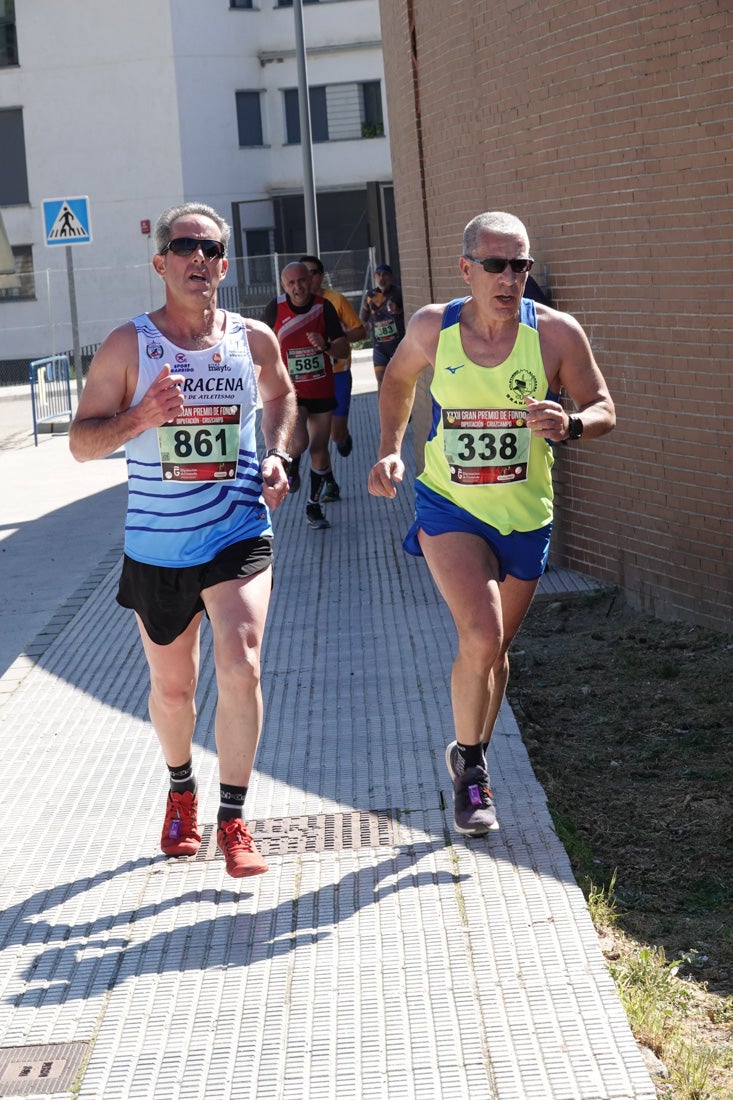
[163,237,226,261]
[463,255,534,274]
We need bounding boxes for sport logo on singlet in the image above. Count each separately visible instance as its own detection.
[506,368,538,404]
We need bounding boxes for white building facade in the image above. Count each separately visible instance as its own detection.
[0,0,395,375]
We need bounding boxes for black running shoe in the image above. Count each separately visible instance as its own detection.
[320,478,340,503]
[337,433,353,458]
[305,502,331,529]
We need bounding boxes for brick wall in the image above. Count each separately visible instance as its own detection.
[379,0,732,630]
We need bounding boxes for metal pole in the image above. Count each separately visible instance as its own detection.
[293,0,319,254]
[65,245,83,398]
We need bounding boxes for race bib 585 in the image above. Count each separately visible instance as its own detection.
[287,347,326,382]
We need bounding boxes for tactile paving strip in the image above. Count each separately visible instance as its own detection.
[190,810,396,860]
[0,381,656,1099]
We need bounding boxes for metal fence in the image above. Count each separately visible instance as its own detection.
[0,248,374,388]
[29,354,73,445]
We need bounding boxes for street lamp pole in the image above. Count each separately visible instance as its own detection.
[293,0,319,254]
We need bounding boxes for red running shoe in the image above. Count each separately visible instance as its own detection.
[217,818,269,878]
[160,790,202,856]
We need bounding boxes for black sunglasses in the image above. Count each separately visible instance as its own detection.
[163,237,226,261]
[463,255,534,274]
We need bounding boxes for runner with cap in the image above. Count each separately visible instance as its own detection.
[361,264,405,392]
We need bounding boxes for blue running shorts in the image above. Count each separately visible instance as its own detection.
[332,370,352,417]
[403,481,552,582]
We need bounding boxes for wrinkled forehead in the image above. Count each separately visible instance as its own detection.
[282,263,308,285]
[476,229,530,256]
[170,215,222,241]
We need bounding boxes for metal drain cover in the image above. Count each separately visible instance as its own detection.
[193,809,396,860]
[0,1042,89,1097]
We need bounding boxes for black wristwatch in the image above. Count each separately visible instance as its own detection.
[262,447,292,472]
[566,415,584,441]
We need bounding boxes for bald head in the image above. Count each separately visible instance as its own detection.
[281,262,311,307]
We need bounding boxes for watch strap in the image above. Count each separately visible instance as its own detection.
[263,447,292,470]
[567,415,584,441]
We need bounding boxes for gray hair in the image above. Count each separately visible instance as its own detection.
[280,261,309,286]
[462,212,529,256]
[154,202,231,255]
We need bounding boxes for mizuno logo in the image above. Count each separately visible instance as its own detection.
[445,363,465,374]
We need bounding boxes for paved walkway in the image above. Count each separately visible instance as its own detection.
[0,356,655,1099]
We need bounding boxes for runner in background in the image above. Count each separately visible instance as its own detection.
[300,255,365,491]
[361,264,405,393]
[264,262,349,529]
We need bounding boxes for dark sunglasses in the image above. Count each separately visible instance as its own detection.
[163,237,226,261]
[463,255,534,274]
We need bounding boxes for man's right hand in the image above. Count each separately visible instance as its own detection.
[368,454,404,499]
[137,364,186,429]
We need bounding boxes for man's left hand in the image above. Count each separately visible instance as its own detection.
[524,396,569,442]
[260,456,290,510]
[306,331,327,351]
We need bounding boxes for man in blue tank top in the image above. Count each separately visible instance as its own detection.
[361,264,405,393]
[368,212,615,837]
[70,203,296,878]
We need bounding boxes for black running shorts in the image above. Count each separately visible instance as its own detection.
[116,535,274,646]
[296,395,337,413]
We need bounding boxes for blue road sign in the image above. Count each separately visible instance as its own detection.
[43,196,92,246]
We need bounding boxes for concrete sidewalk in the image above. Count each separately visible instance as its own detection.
[0,359,654,1099]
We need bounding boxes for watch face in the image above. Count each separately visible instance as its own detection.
[569,417,584,440]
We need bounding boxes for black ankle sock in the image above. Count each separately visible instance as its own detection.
[456,741,485,772]
[218,783,248,826]
[168,758,197,795]
[309,467,330,503]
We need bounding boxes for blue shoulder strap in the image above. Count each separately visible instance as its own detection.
[520,297,537,329]
[441,297,468,329]
[443,296,537,330]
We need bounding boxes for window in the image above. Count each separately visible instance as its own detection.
[0,108,29,204]
[244,229,274,284]
[276,1,318,7]
[230,0,254,7]
[0,0,17,67]
[236,91,264,147]
[283,82,383,144]
[360,81,384,138]
[0,245,34,301]
[284,87,327,144]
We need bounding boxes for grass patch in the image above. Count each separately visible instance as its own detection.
[508,593,733,1097]
[580,868,730,1099]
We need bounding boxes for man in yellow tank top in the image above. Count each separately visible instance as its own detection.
[368,211,615,837]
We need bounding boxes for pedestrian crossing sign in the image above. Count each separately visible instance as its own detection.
[43,196,92,246]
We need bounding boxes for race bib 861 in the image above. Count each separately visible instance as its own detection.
[158,404,241,482]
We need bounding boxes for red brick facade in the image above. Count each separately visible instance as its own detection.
[379,0,732,630]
